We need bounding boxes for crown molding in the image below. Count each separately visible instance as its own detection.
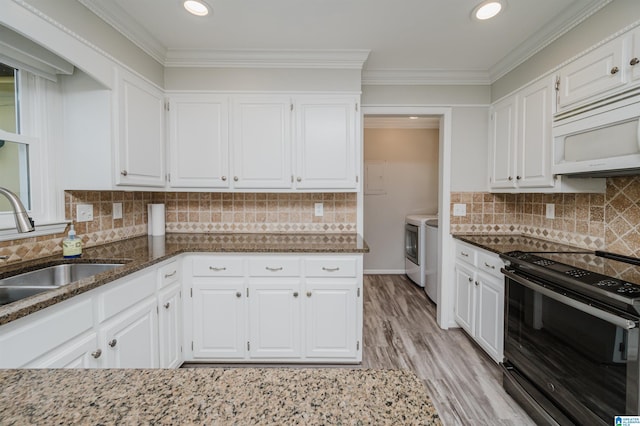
[362,69,491,86]
[363,116,440,129]
[78,0,167,65]
[488,0,612,82]
[164,49,371,69]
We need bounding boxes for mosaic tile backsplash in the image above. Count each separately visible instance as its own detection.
[0,191,356,264]
[451,176,640,257]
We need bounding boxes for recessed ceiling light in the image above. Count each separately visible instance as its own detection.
[184,0,210,16]
[473,1,503,21]
[409,116,419,120]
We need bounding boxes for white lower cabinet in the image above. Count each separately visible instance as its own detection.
[101,297,159,368]
[158,282,182,368]
[31,332,100,368]
[185,253,363,363]
[192,279,246,359]
[454,241,505,363]
[248,281,302,359]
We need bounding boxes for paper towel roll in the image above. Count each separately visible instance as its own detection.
[148,204,165,236]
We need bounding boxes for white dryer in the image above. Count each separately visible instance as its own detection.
[404,214,438,298]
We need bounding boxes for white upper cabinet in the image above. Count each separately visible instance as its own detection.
[294,97,359,190]
[168,95,230,188]
[489,95,517,190]
[115,68,166,187]
[630,27,640,84]
[232,96,293,189]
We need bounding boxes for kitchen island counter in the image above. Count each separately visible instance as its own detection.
[0,367,440,425]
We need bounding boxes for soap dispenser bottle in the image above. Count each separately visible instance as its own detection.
[62,224,82,258]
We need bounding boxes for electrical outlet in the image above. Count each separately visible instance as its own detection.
[453,203,467,217]
[76,204,94,222]
[113,203,123,219]
[546,203,555,219]
[314,203,324,217]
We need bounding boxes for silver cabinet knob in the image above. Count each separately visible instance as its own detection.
[120,170,128,176]
[516,176,521,180]
[631,58,640,66]
[293,292,299,298]
[108,339,117,348]
[307,291,312,297]
[221,176,227,181]
[611,66,619,75]
[91,349,102,359]
[296,176,302,182]
[164,302,171,309]
[236,292,242,298]
[508,176,513,181]
[233,176,239,182]
[475,281,479,286]
[468,277,473,283]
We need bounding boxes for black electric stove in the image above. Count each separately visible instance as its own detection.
[500,249,640,312]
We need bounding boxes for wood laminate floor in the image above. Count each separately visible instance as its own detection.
[362,274,536,426]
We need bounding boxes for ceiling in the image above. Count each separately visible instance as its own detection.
[79,0,611,85]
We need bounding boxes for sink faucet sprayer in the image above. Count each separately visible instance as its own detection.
[0,187,35,233]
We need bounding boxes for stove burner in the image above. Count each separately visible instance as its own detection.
[565,269,591,278]
[617,284,640,294]
[533,259,555,266]
[596,279,620,287]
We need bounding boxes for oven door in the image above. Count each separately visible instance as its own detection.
[503,269,640,425]
[405,223,419,265]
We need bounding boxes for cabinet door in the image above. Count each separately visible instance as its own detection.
[489,96,517,189]
[475,273,504,363]
[454,263,475,336]
[630,28,640,84]
[29,332,100,368]
[516,78,555,188]
[557,36,626,111]
[101,297,159,368]
[232,96,292,189]
[248,281,301,359]
[192,279,246,359]
[305,280,357,359]
[115,69,166,187]
[158,282,182,368]
[294,97,358,190]
[168,95,230,188]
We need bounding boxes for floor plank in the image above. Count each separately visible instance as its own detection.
[361,274,535,426]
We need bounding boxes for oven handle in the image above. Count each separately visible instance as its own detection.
[502,269,638,330]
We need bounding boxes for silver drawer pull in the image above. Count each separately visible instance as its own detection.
[108,339,117,348]
[265,266,283,272]
[164,302,171,309]
[322,266,340,272]
[468,277,473,282]
[460,251,469,257]
[164,270,177,278]
[484,262,496,269]
[209,266,226,271]
[91,349,102,359]
[293,292,299,297]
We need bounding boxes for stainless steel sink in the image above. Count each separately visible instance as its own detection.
[0,263,125,306]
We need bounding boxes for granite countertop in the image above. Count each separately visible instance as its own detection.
[0,233,369,326]
[453,233,591,255]
[0,368,441,425]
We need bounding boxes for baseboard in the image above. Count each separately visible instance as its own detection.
[364,269,406,275]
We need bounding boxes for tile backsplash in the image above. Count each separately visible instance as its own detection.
[0,191,356,264]
[451,176,640,257]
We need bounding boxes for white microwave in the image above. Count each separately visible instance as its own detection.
[552,97,640,177]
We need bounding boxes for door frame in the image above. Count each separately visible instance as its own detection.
[360,105,453,329]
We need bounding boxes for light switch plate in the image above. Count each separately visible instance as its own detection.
[113,203,123,220]
[546,203,555,219]
[76,204,94,222]
[453,203,467,217]
[314,203,324,217]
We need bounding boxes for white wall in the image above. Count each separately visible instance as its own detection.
[363,128,439,272]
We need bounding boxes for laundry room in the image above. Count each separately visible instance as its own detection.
[362,115,440,281]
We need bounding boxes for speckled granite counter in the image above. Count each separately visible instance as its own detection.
[0,233,369,326]
[0,368,440,425]
[453,233,591,255]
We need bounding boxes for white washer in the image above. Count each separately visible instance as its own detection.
[404,214,438,291]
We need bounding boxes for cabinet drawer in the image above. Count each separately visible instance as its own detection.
[159,261,181,288]
[477,251,504,279]
[99,271,156,321]
[248,257,300,277]
[455,242,477,266]
[305,257,357,277]
[193,256,244,277]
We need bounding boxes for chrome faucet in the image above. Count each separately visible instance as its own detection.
[0,187,35,233]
